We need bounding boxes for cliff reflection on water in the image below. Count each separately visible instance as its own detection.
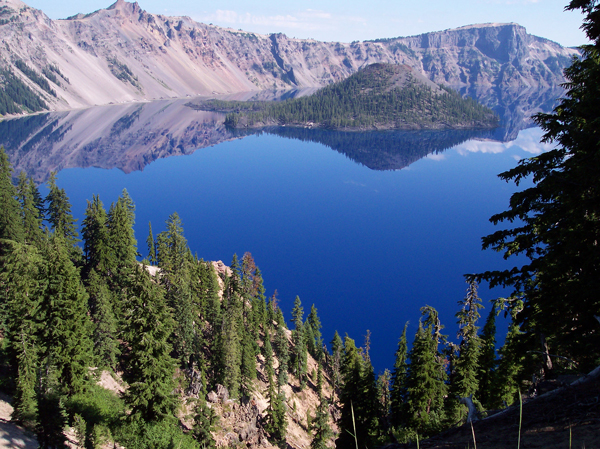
[0,85,562,182]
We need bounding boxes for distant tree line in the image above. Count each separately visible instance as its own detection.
[0,69,47,115]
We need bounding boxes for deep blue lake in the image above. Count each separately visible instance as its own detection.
[1,89,555,374]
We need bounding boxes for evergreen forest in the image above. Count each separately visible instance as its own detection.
[195,63,498,131]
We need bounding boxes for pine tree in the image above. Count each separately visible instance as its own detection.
[290,296,307,389]
[193,397,218,449]
[81,195,110,277]
[107,192,138,272]
[477,302,498,410]
[122,265,178,422]
[310,363,332,449]
[216,263,243,398]
[390,322,409,428]
[275,323,289,387]
[264,328,287,447]
[490,311,524,408]
[147,221,156,265]
[376,369,392,432]
[336,336,379,449]
[39,233,93,396]
[307,304,324,361]
[406,319,447,435]
[0,240,43,427]
[45,172,79,254]
[471,0,600,374]
[252,266,267,330]
[16,171,43,247]
[448,280,483,424]
[157,213,196,367]
[330,331,343,397]
[0,147,24,247]
[240,327,257,398]
[87,269,120,370]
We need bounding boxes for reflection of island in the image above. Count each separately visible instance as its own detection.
[263,127,493,170]
[0,84,563,180]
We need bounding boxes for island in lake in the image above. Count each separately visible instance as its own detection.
[192,63,499,131]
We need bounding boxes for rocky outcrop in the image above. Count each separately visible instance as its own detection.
[0,0,578,113]
[393,23,576,88]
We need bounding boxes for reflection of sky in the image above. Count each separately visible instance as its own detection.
[451,127,555,158]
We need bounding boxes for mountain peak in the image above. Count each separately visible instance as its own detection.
[106,0,142,15]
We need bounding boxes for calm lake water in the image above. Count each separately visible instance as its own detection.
[1,88,557,373]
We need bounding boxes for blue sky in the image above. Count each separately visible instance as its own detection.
[26,0,587,48]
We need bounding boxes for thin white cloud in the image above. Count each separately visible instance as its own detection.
[453,127,555,157]
[426,153,447,161]
[196,9,366,38]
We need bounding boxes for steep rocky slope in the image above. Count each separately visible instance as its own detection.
[0,0,578,113]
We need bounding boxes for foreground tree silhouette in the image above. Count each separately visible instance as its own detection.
[471,0,600,373]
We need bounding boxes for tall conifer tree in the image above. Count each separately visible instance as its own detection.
[122,265,178,422]
[390,322,409,428]
[477,303,498,409]
[0,147,24,248]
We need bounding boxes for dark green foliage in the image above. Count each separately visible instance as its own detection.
[215,257,243,397]
[376,369,391,432]
[36,391,69,448]
[122,266,178,422]
[447,281,483,424]
[81,195,110,277]
[0,240,43,427]
[146,221,156,265]
[16,172,43,246]
[329,331,343,397]
[14,60,57,97]
[336,336,379,449]
[115,418,199,449]
[46,172,80,255]
[264,328,287,447]
[107,190,137,272]
[490,313,525,408]
[274,323,289,387]
[39,233,93,396]
[0,147,24,246]
[87,270,120,371]
[202,63,497,130]
[406,318,447,436]
[0,69,47,114]
[477,303,498,409]
[470,0,600,375]
[310,364,332,449]
[307,304,324,361]
[107,58,140,89]
[193,398,217,449]
[290,296,307,389]
[390,323,409,428]
[157,213,196,367]
[240,327,257,397]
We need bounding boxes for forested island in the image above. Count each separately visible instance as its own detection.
[193,63,499,131]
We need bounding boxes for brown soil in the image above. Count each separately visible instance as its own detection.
[404,376,600,449]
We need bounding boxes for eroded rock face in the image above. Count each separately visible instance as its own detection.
[0,0,577,112]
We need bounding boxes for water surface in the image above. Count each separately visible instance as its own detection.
[0,87,556,372]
